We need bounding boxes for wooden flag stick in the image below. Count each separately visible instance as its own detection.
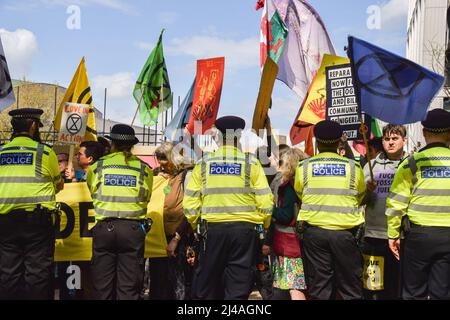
[131,90,145,127]
[359,122,374,181]
[67,144,75,177]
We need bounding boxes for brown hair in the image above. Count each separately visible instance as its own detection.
[383,124,407,138]
[113,142,133,165]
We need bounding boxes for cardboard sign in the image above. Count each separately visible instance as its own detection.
[186,57,225,134]
[58,102,89,144]
[325,64,370,140]
[252,57,278,132]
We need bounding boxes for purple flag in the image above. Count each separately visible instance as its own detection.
[273,0,336,99]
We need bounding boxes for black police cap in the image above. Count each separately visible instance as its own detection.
[8,108,44,127]
[105,124,139,145]
[314,120,343,144]
[215,116,246,134]
[421,109,450,133]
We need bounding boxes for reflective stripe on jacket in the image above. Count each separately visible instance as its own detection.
[0,136,61,214]
[386,145,450,238]
[294,152,365,230]
[87,152,153,220]
[183,145,274,229]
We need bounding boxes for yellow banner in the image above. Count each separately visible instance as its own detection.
[363,254,385,291]
[54,177,168,262]
[298,54,349,124]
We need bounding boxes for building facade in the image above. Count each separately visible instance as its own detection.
[406,0,449,151]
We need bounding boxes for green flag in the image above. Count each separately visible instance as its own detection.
[133,29,172,126]
[371,117,382,138]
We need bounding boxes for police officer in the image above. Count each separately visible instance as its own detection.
[0,108,63,300]
[294,120,365,300]
[86,124,153,300]
[183,116,274,300]
[386,109,450,300]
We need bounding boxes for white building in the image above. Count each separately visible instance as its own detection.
[406,0,449,151]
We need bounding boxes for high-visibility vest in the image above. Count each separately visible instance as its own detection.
[87,152,153,220]
[386,145,450,239]
[183,145,274,229]
[0,136,61,214]
[294,152,365,230]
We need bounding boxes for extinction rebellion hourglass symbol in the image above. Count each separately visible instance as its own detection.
[66,114,83,135]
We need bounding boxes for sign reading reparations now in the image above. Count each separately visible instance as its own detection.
[325,64,370,140]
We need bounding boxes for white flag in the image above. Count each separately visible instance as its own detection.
[0,36,15,111]
[274,0,336,100]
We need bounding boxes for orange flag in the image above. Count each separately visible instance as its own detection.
[186,57,225,135]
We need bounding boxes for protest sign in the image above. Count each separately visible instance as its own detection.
[58,102,89,144]
[325,64,370,140]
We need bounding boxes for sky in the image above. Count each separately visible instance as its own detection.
[0,0,410,142]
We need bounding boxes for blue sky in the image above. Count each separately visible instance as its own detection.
[0,0,409,140]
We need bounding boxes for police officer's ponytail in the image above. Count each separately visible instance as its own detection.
[112,142,133,165]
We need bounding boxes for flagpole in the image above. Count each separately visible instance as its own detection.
[346,41,374,181]
[359,121,374,181]
[131,90,145,127]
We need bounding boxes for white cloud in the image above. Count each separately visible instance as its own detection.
[0,29,38,79]
[135,41,153,50]
[158,11,179,25]
[380,0,409,30]
[92,72,135,99]
[166,35,260,72]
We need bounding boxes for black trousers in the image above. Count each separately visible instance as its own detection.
[91,219,146,300]
[402,225,450,300]
[0,210,55,300]
[361,237,400,300]
[302,226,363,300]
[192,222,258,300]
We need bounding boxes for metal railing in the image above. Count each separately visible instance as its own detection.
[0,129,165,146]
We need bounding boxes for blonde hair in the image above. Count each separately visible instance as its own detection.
[155,142,185,171]
[279,148,308,183]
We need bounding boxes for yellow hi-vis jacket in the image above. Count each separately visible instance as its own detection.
[294,152,365,230]
[87,152,153,221]
[0,136,62,214]
[386,144,450,239]
[183,145,274,230]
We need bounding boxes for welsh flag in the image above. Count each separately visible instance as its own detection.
[259,0,288,69]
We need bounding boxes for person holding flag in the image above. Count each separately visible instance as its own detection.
[361,124,407,300]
